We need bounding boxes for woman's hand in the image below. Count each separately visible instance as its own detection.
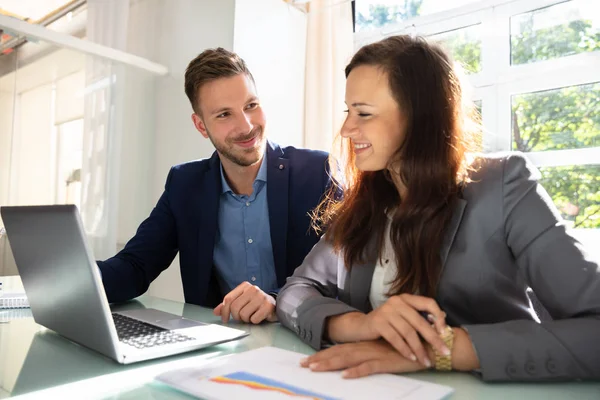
[303,327,479,377]
[326,294,449,367]
[300,340,428,378]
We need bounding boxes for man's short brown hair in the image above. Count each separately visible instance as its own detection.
[184,48,255,115]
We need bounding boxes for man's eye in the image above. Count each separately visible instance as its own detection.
[217,112,230,118]
[246,103,258,110]
[358,113,371,117]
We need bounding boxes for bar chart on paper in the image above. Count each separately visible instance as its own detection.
[209,371,340,400]
[155,347,454,400]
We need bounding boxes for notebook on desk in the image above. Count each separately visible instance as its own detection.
[0,278,30,309]
[0,292,29,309]
[0,204,248,364]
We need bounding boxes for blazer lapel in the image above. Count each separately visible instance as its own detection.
[349,239,378,312]
[266,141,289,287]
[440,198,467,270]
[196,152,221,283]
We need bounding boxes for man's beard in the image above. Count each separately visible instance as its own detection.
[207,127,264,167]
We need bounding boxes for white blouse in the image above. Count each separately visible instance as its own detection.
[369,219,397,309]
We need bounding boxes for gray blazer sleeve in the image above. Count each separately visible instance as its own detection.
[463,154,600,381]
[276,236,358,349]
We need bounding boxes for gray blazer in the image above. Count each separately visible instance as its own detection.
[276,153,600,382]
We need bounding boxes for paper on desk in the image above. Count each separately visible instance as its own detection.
[155,346,454,400]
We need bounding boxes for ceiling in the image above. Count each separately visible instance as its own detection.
[0,0,75,21]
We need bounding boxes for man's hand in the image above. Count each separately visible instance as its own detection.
[213,282,278,324]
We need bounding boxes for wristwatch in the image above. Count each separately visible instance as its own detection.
[434,326,454,371]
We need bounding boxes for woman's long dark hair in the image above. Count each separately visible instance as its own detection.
[314,35,481,298]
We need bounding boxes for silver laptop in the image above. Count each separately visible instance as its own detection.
[0,204,249,364]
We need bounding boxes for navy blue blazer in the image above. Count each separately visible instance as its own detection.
[98,141,332,307]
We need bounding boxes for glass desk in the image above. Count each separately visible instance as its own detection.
[1,296,598,399]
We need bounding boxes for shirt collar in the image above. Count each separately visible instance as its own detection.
[220,150,268,195]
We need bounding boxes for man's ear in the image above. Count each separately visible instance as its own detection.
[191,113,209,139]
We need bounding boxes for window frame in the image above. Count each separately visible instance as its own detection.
[354,0,600,235]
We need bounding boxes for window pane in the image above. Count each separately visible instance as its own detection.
[511,82,600,152]
[511,0,600,65]
[430,24,481,73]
[539,165,600,229]
[474,99,482,116]
[355,0,479,32]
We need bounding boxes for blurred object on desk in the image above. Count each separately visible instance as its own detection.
[0,227,19,277]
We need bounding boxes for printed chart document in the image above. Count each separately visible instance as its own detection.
[155,346,454,400]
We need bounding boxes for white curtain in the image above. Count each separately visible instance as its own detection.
[303,0,354,152]
[81,0,130,259]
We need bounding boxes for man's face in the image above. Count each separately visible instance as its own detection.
[192,74,267,167]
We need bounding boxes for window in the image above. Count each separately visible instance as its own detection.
[510,0,600,65]
[355,0,481,31]
[430,24,482,73]
[512,82,600,152]
[539,165,600,229]
[354,0,600,232]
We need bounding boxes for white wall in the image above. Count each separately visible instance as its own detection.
[233,0,307,148]
[0,89,15,210]
[0,53,16,216]
[11,85,55,205]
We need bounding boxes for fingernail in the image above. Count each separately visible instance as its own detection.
[341,370,350,378]
[427,314,436,322]
[442,346,451,356]
[309,363,319,370]
[410,354,417,362]
[300,357,308,365]
[424,358,432,368]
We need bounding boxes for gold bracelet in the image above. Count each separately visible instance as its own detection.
[434,326,454,371]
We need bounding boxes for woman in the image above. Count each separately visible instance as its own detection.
[276,35,600,382]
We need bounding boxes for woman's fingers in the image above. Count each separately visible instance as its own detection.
[398,294,447,333]
[386,314,431,367]
[400,306,450,357]
[376,320,418,363]
[300,344,358,368]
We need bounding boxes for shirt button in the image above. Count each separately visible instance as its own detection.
[546,359,558,374]
[506,363,518,377]
[251,276,256,282]
[248,238,253,244]
[245,202,250,207]
[525,361,536,375]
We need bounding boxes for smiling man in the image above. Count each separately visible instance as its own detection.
[98,48,333,324]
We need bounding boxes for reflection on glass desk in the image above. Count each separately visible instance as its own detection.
[0,296,598,399]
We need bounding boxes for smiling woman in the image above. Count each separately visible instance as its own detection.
[276,34,600,383]
[342,65,407,172]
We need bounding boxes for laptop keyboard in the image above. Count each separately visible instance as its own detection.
[112,313,195,349]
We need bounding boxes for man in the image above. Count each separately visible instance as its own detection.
[98,48,332,324]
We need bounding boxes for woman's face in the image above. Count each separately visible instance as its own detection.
[341,65,407,172]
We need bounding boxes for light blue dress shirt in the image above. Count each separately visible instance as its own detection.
[213,155,278,295]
